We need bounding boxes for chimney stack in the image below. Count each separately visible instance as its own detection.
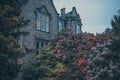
[72,7,76,11]
[61,7,65,15]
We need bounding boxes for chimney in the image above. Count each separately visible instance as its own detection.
[61,7,65,15]
[72,7,76,11]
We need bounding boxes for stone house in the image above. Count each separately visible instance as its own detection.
[18,0,82,59]
[19,0,58,56]
[58,7,82,34]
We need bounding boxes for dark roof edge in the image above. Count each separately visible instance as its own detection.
[50,0,59,15]
[72,7,77,14]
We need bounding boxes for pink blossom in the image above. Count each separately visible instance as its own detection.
[57,50,61,53]
[63,55,66,60]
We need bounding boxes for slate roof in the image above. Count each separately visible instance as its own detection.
[59,11,72,20]
[59,7,80,21]
[50,0,59,15]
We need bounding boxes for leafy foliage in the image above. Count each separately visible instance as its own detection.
[110,11,120,51]
[0,0,28,80]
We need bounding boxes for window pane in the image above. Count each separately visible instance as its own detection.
[76,24,78,34]
[76,24,80,34]
[40,13,45,31]
[46,15,49,32]
[36,12,41,29]
[74,24,76,33]
[41,41,44,48]
[36,41,39,55]
[59,21,62,31]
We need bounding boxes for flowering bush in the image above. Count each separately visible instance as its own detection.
[85,12,120,80]
[85,41,120,80]
[51,29,109,80]
[21,29,110,80]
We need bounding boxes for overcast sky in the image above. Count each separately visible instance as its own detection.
[53,0,120,33]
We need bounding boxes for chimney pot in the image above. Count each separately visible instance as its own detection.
[61,7,65,15]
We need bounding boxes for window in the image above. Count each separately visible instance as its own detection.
[58,20,62,31]
[73,23,81,34]
[76,24,81,34]
[36,12,41,30]
[36,40,48,55]
[46,15,49,32]
[36,41,40,55]
[36,11,50,32]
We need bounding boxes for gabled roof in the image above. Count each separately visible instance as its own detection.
[50,0,59,15]
[59,7,80,20]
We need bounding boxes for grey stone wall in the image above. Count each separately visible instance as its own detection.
[19,0,58,51]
